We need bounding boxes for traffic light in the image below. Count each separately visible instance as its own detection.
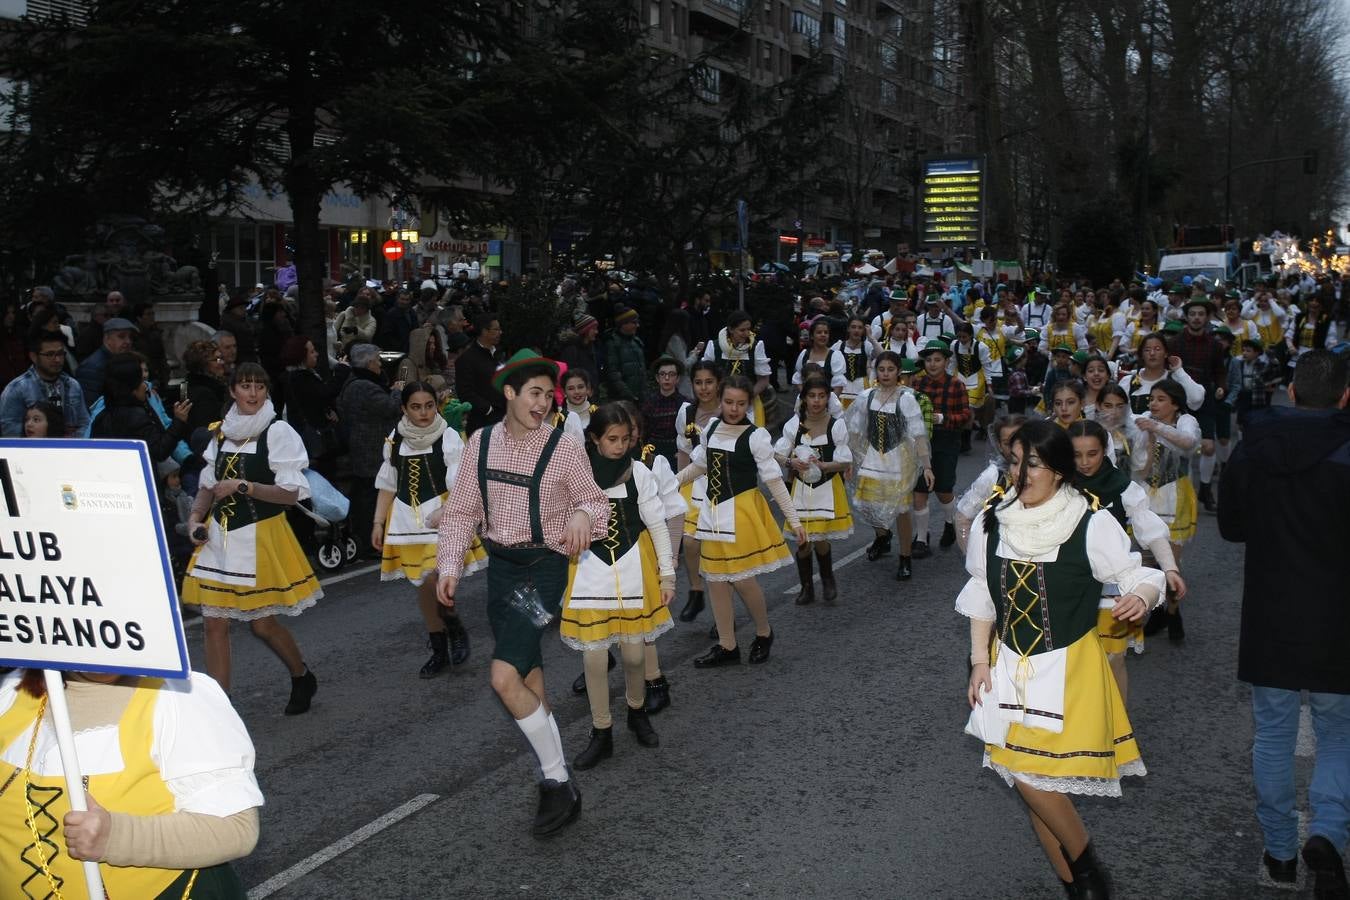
[1304,149,1318,175]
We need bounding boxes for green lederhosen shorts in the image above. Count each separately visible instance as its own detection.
[485,541,569,677]
[158,864,247,899]
[915,428,962,494]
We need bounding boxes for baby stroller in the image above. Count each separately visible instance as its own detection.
[292,469,358,573]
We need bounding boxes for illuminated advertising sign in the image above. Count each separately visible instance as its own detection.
[921,156,985,248]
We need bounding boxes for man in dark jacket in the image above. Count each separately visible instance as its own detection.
[601,306,646,401]
[455,313,504,435]
[1218,349,1350,896]
[336,343,402,558]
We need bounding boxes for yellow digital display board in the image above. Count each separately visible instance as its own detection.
[921,156,984,247]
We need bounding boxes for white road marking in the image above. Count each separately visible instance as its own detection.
[247,793,441,899]
[782,545,870,595]
[1296,705,1315,758]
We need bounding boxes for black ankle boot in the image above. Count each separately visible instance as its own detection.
[795,550,815,605]
[679,589,705,622]
[419,632,450,679]
[865,531,892,561]
[1064,842,1110,899]
[1168,608,1185,642]
[643,675,670,714]
[627,706,659,747]
[818,549,838,604]
[284,667,317,716]
[572,726,613,770]
[1142,606,1170,637]
[896,555,912,581]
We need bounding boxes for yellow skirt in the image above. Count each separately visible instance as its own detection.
[788,476,854,542]
[1096,606,1144,656]
[699,489,791,582]
[560,532,674,650]
[381,533,486,586]
[182,515,321,620]
[752,394,766,428]
[1169,476,1197,544]
[985,631,1143,796]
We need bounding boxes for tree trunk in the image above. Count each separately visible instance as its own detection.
[285,110,329,378]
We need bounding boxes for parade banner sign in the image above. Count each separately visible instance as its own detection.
[921,155,986,249]
[0,439,189,678]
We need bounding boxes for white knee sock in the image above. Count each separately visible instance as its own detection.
[1199,452,1216,484]
[939,499,955,527]
[1217,441,1231,465]
[914,505,931,543]
[516,705,569,783]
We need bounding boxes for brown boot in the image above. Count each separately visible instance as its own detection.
[794,547,815,605]
[818,546,838,605]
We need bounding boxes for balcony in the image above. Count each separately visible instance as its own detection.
[689,0,748,29]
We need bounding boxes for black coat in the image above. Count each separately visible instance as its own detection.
[91,401,190,462]
[183,372,228,432]
[1218,405,1350,694]
[455,341,504,435]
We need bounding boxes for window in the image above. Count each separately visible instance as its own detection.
[881,43,898,71]
[650,0,662,27]
[761,40,772,67]
[832,16,845,45]
[880,80,898,107]
[212,224,277,290]
[695,65,721,103]
[791,11,820,44]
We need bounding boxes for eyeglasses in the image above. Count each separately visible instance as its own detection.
[36,350,65,358]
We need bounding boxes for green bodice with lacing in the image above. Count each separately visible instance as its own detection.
[984,509,1099,658]
[704,422,759,505]
[210,422,282,531]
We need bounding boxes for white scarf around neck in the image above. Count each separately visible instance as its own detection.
[995,483,1089,559]
[222,399,277,442]
[396,414,448,453]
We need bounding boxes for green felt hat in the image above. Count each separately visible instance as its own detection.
[940,331,956,343]
[1182,297,1216,315]
[1071,350,1091,364]
[491,348,560,393]
[899,357,919,373]
[1050,345,1073,355]
[1023,328,1041,341]
[1004,346,1025,364]
[918,339,952,358]
[1213,324,1234,337]
[1162,319,1185,334]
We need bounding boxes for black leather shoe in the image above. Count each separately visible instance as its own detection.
[1303,835,1349,899]
[643,676,670,714]
[693,643,740,668]
[1064,842,1109,900]
[627,706,660,747]
[939,522,957,549]
[446,618,471,665]
[284,668,317,715]
[911,540,931,559]
[532,778,582,837]
[865,532,892,561]
[419,632,450,679]
[748,630,774,664]
[1142,606,1170,637]
[678,589,705,622]
[1262,852,1297,887]
[896,555,912,581]
[1167,609,1185,642]
[572,726,613,770]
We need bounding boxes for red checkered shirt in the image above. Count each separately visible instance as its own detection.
[437,421,609,579]
[912,371,972,430]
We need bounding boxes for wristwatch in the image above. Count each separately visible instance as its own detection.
[236,481,251,496]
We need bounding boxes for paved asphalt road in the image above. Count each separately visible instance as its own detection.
[197,448,1328,900]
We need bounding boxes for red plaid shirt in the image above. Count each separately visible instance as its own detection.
[437,421,609,579]
[912,371,972,430]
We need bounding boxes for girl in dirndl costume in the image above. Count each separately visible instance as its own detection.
[1069,419,1186,705]
[182,363,320,714]
[677,375,806,668]
[960,420,1165,896]
[844,351,932,582]
[831,315,877,408]
[372,381,485,679]
[1130,379,1201,643]
[775,375,853,606]
[703,311,771,426]
[673,360,723,623]
[561,405,676,767]
[791,319,846,398]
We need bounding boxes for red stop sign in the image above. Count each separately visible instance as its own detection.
[382,240,405,261]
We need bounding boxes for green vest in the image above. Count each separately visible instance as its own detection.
[985,509,1100,657]
[210,422,282,530]
[704,421,760,505]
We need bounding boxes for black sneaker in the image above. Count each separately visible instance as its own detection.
[939,522,957,549]
[911,540,931,559]
[1303,835,1349,899]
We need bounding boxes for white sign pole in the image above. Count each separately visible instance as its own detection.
[42,669,105,900]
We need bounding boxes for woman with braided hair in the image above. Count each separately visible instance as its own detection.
[372,381,486,679]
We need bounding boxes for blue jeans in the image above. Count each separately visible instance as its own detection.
[1251,686,1350,860]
